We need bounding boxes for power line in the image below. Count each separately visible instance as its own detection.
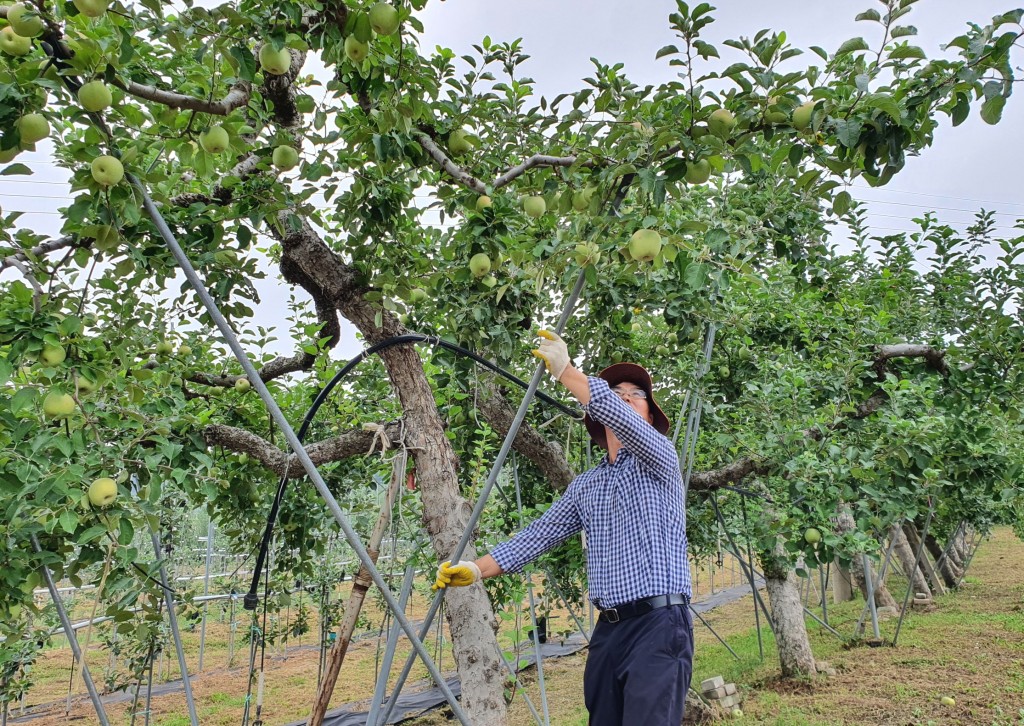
[859,198,1024,218]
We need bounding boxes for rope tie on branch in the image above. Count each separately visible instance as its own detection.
[362,422,391,456]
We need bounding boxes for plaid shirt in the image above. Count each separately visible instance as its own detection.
[491,377,691,608]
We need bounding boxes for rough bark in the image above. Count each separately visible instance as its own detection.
[831,559,855,603]
[275,217,507,724]
[890,523,931,600]
[835,510,898,608]
[925,532,962,589]
[761,544,817,678]
[902,522,946,595]
[477,385,575,490]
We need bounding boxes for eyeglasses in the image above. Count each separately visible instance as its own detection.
[612,387,647,401]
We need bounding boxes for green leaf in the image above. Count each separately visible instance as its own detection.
[855,9,881,21]
[229,46,257,83]
[890,25,917,38]
[833,190,852,216]
[980,95,1005,125]
[10,387,36,413]
[833,118,861,148]
[59,510,79,534]
[837,37,869,55]
[354,13,373,43]
[863,93,901,121]
[887,44,925,60]
[655,45,679,60]
[0,163,32,176]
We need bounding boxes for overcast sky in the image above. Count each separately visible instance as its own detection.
[2,0,1021,360]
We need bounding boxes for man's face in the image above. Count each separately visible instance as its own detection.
[611,382,653,424]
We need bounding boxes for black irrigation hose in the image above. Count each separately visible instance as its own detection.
[243,333,583,610]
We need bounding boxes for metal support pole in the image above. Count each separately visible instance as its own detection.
[132,178,472,726]
[689,607,741,661]
[514,466,551,726]
[494,643,545,726]
[855,530,899,638]
[893,505,934,646]
[862,553,881,643]
[819,564,829,626]
[30,535,111,726]
[199,521,214,671]
[377,271,586,725]
[367,564,415,726]
[149,527,199,726]
[541,569,590,644]
[711,500,775,637]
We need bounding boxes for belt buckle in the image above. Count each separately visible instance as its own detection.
[603,607,620,623]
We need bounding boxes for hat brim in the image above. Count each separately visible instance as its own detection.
[584,363,671,450]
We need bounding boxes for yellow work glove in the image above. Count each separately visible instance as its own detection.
[532,329,570,380]
[432,560,482,590]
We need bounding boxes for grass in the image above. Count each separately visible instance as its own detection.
[9,528,1024,725]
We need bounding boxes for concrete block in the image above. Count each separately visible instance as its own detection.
[716,693,742,709]
[724,682,737,696]
[705,685,728,699]
[701,676,725,692]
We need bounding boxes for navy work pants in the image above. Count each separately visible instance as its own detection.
[584,603,694,726]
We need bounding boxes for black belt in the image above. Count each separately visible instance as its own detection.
[598,593,688,624]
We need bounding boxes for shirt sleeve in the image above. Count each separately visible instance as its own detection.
[490,485,582,574]
[583,377,681,485]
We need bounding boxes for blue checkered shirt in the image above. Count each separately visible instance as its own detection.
[491,377,691,608]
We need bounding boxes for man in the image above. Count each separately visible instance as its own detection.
[434,330,693,726]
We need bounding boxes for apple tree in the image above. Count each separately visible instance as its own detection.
[1,0,1022,718]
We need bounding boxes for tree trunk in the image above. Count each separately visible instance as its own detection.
[280,224,508,724]
[902,523,945,596]
[834,509,898,608]
[889,523,931,600]
[761,545,817,678]
[831,559,854,603]
[925,532,961,589]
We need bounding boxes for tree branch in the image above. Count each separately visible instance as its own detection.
[3,257,42,311]
[203,421,404,477]
[690,342,952,491]
[1,235,78,270]
[477,384,576,490]
[260,46,306,128]
[116,79,252,116]
[171,153,262,207]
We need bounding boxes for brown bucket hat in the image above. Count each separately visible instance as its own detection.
[584,362,671,450]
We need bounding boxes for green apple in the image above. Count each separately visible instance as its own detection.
[8,3,44,38]
[91,155,124,186]
[16,113,49,144]
[475,195,492,211]
[87,477,117,508]
[73,0,108,17]
[409,287,428,303]
[177,344,193,357]
[272,144,299,170]
[234,377,251,391]
[792,100,816,131]
[573,242,600,267]
[75,376,97,395]
[469,252,491,278]
[627,228,662,262]
[732,709,743,718]
[804,527,822,545]
[344,35,369,62]
[523,195,546,218]
[481,275,498,288]
[940,696,956,707]
[765,96,788,124]
[572,188,592,212]
[0,26,32,56]
[684,158,711,184]
[40,344,66,366]
[259,44,291,75]
[155,340,173,357]
[708,108,736,138]
[200,125,230,154]
[448,129,473,155]
[77,80,112,112]
[368,2,400,34]
[42,391,75,419]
